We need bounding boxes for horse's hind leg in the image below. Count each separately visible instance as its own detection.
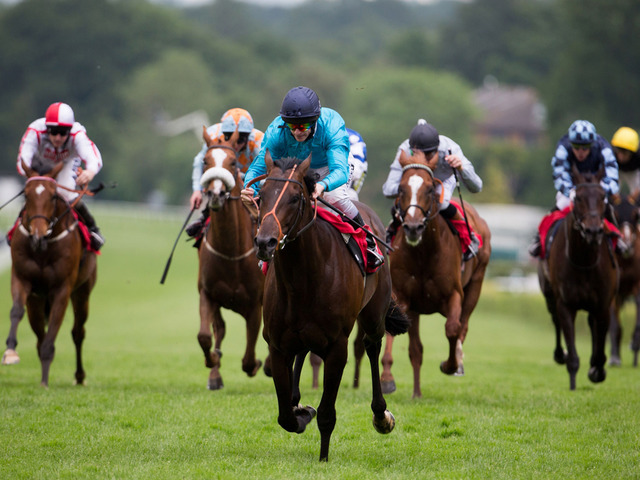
[441,293,463,376]
[70,285,91,386]
[380,333,397,394]
[609,302,622,366]
[309,353,322,389]
[631,293,640,367]
[557,305,579,390]
[406,313,424,398]
[352,325,365,389]
[241,304,262,377]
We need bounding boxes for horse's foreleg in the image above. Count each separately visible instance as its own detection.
[70,286,91,386]
[352,325,365,389]
[364,334,395,436]
[609,301,622,367]
[441,293,463,377]
[292,351,307,406]
[241,305,262,377]
[36,289,71,387]
[407,313,423,398]
[557,303,579,390]
[587,310,609,384]
[3,289,27,365]
[197,292,222,390]
[317,337,348,462]
[380,333,396,394]
[309,353,322,389]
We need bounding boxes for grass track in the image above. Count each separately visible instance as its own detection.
[1,205,639,479]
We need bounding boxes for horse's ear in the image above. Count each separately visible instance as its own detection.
[398,149,412,168]
[21,158,35,178]
[299,155,311,175]
[265,149,274,173]
[595,163,605,182]
[570,162,582,184]
[202,125,212,146]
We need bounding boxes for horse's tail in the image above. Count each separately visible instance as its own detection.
[385,300,410,336]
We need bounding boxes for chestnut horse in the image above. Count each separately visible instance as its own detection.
[2,161,97,387]
[538,166,618,390]
[253,154,409,461]
[609,195,640,366]
[379,150,491,398]
[196,127,265,390]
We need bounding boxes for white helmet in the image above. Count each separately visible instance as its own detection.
[45,102,75,127]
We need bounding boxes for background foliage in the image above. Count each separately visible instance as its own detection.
[0,0,639,214]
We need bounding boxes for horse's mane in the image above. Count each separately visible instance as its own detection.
[273,157,317,193]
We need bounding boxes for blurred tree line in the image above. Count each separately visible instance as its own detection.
[0,0,638,217]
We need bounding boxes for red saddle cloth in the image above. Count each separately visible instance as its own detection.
[449,201,483,253]
[537,206,619,258]
[6,211,99,255]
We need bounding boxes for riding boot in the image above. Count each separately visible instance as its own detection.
[385,205,402,244]
[354,213,384,272]
[186,209,210,238]
[74,201,105,251]
[463,232,480,262]
[528,233,541,258]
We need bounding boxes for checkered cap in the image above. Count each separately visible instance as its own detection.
[568,120,597,144]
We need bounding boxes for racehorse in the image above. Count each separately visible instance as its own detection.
[538,165,618,390]
[379,150,491,398]
[2,160,97,387]
[196,127,265,390]
[609,194,640,366]
[252,153,409,461]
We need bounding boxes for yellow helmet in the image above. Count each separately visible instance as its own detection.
[611,127,639,153]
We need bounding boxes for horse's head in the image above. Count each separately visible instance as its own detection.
[570,163,607,244]
[396,149,440,246]
[21,159,64,251]
[254,151,313,261]
[200,126,239,211]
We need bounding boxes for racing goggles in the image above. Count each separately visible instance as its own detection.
[571,143,592,151]
[286,121,315,132]
[47,126,71,136]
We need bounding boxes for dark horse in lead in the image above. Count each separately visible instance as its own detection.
[253,153,408,461]
[538,165,618,390]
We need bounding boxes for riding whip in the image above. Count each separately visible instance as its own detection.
[449,150,475,256]
[160,206,196,285]
[316,197,394,252]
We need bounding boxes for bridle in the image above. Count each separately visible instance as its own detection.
[396,163,443,226]
[253,164,317,250]
[204,144,242,201]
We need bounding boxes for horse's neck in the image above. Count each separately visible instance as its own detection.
[564,215,600,263]
[207,199,254,249]
[272,220,327,286]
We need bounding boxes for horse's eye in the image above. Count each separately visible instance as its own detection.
[289,194,301,205]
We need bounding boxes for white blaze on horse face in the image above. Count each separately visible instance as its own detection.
[35,185,45,196]
[209,149,230,195]
[407,175,424,219]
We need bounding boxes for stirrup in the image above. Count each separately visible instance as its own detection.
[90,230,105,251]
[186,220,203,238]
[463,233,480,262]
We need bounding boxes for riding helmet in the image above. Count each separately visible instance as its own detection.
[45,102,74,127]
[409,119,440,152]
[568,120,597,145]
[221,108,254,134]
[611,127,639,153]
[279,86,321,123]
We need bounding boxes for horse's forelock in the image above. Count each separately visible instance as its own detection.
[272,157,316,193]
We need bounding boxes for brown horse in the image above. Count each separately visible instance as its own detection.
[538,165,618,390]
[253,154,409,461]
[196,127,266,390]
[609,194,640,366]
[2,161,97,387]
[379,150,491,398]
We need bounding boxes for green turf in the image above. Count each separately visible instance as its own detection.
[1,205,639,479]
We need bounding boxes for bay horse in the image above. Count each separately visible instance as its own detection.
[609,194,640,366]
[252,153,409,461]
[196,127,265,390]
[537,165,618,390]
[379,150,491,398]
[2,160,97,387]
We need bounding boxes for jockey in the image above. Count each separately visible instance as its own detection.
[346,128,368,201]
[17,102,105,251]
[528,119,621,257]
[382,119,483,260]
[241,86,384,271]
[186,108,264,237]
[611,126,640,197]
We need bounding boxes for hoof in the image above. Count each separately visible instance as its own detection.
[609,356,621,367]
[381,380,396,395]
[2,349,20,365]
[373,410,395,434]
[440,361,457,375]
[554,349,567,365]
[248,359,262,377]
[207,377,224,390]
[454,364,465,376]
[293,405,317,433]
[588,366,606,384]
